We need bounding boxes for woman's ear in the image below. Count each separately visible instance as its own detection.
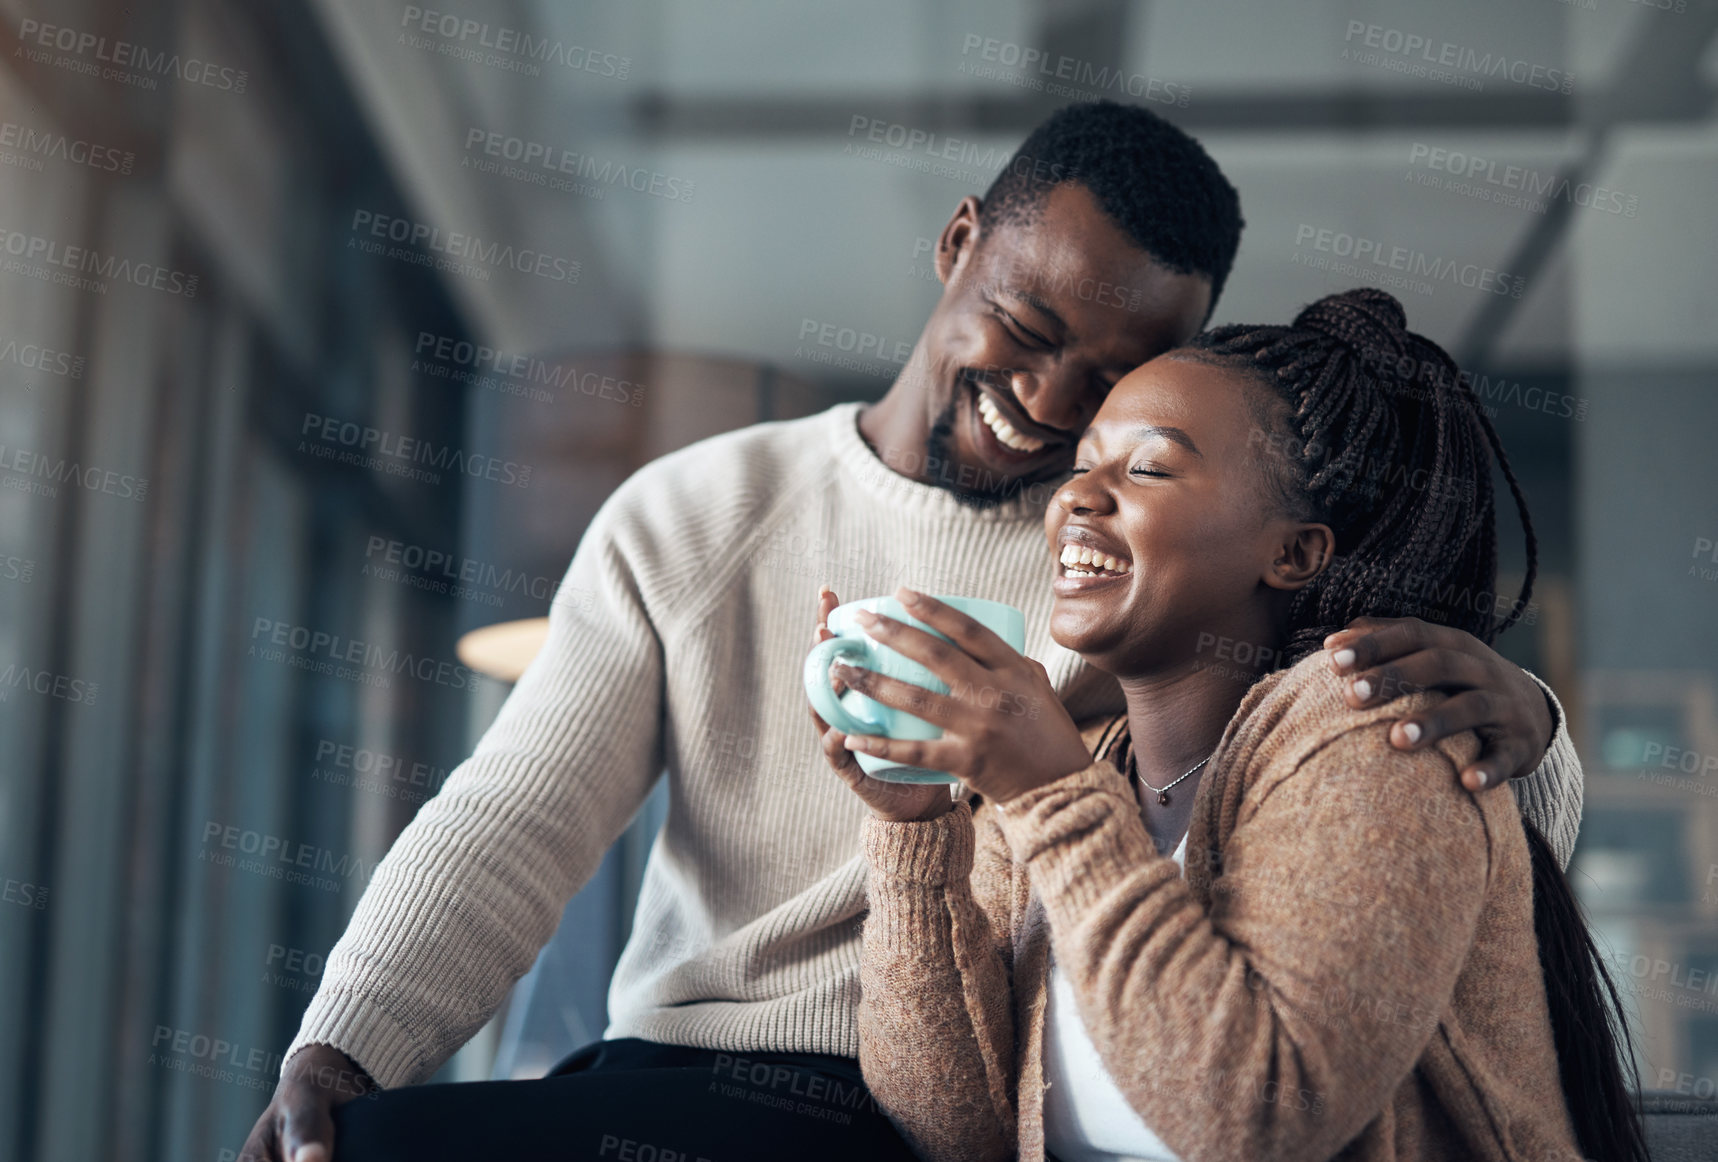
[1262,522,1335,592]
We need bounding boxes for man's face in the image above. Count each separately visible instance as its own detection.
[909,181,1213,505]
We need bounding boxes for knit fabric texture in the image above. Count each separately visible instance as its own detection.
[283,402,1584,1096]
[858,655,1583,1162]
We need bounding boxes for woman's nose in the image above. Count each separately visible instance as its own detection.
[1056,472,1114,516]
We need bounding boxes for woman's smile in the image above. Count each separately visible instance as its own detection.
[1052,526,1134,596]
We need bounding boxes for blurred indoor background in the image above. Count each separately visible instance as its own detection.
[1,1,1715,1159]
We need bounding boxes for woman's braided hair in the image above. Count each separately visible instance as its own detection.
[1177,287,1538,665]
[1186,291,1651,1162]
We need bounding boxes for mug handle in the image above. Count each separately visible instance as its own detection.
[804,636,884,737]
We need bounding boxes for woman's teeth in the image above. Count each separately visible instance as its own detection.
[977,393,1046,453]
[1058,544,1132,577]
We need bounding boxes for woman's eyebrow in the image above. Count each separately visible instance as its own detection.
[1123,424,1203,457]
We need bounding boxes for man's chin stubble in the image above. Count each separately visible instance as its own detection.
[927,400,1004,510]
[925,399,1058,512]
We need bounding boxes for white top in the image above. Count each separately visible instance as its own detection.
[1042,832,1188,1162]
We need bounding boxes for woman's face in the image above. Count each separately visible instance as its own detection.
[1043,354,1330,678]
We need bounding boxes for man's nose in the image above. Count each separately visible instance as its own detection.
[1010,364,1103,435]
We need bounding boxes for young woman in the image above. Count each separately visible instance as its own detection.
[812,289,1644,1162]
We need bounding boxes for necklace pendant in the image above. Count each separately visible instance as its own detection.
[1157,791,1171,806]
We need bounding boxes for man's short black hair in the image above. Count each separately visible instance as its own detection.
[979,100,1244,311]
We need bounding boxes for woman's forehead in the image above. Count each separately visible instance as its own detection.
[1087,356,1241,432]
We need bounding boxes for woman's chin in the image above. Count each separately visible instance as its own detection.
[1049,606,1122,666]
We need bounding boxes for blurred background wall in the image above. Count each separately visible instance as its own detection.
[0,1,1714,1158]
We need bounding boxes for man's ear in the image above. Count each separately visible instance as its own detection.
[1263,522,1335,592]
[935,196,983,285]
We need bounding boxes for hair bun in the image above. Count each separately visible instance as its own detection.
[1294,289,1409,360]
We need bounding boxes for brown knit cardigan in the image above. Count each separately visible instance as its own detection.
[856,654,1582,1162]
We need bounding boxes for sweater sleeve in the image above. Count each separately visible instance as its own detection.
[284,488,667,1089]
[994,729,1494,1162]
[859,802,1017,1162]
[1510,670,1583,870]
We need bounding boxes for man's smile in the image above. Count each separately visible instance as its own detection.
[961,374,1069,475]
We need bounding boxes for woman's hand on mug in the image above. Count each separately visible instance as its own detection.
[829,587,1092,806]
[809,586,952,823]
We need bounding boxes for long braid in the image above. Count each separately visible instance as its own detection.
[1176,288,1645,1162]
[1178,288,1533,663]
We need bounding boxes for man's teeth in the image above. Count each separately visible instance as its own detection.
[977,393,1046,453]
[1058,544,1132,577]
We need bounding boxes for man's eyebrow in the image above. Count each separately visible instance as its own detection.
[998,286,1068,334]
[1124,424,1203,457]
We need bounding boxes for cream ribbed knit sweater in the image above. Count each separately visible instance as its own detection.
[286,402,1584,1089]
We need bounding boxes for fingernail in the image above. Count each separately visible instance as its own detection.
[1402,722,1422,744]
[844,735,870,753]
[898,587,923,606]
[854,609,878,625]
[1473,769,1491,788]
[1353,678,1372,700]
[1333,648,1356,669]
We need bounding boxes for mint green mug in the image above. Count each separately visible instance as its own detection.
[804,595,1027,784]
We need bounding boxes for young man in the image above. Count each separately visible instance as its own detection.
[244,102,1580,1161]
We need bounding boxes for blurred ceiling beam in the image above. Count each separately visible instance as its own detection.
[626,88,1597,141]
[625,0,1709,143]
[1457,4,1718,368]
[304,0,626,354]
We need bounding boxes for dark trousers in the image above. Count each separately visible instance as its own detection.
[330,1037,922,1162]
